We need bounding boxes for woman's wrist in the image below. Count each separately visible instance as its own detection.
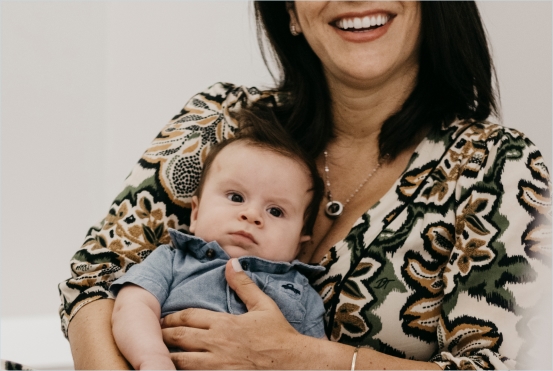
[285,336,442,370]
[281,334,353,369]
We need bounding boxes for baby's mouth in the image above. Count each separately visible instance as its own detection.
[333,13,394,32]
[230,231,257,244]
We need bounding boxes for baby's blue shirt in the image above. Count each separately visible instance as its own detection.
[111,229,326,338]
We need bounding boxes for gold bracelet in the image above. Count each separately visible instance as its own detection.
[351,346,361,371]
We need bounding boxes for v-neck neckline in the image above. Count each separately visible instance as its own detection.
[321,120,476,264]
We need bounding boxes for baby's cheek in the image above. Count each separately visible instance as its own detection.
[192,224,218,242]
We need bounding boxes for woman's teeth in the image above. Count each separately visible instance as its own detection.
[336,14,390,30]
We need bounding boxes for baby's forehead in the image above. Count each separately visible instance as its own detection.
[208,140,313,192]
[219,139,279,155]
[216,140,309,172]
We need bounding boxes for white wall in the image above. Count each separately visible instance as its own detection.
[1,2,270,368]
[478,1,552,162]
[1,1,551,369]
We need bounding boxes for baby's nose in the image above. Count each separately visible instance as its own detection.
[239,209,263,226]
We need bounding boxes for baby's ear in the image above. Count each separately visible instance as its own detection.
[189,196,199,233]
[295,235,311,256]
[299,235,311,243]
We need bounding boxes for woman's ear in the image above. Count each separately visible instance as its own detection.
[286,2,302,35]
[189,196,199,234]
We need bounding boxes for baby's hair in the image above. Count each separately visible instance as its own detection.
[195,106,324,236]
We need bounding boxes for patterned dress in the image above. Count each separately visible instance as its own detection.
[58,83,551,370]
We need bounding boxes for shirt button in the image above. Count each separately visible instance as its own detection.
[205,248,215,259]
[241,261,249,271]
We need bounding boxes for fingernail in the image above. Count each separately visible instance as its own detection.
[231,258,243,272]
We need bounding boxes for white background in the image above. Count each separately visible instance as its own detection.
[1,1,551,369]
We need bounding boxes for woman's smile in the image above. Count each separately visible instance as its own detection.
[333,12,393,31]
[332,11,395,43]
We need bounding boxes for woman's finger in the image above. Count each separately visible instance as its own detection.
[225,258,279,312]
[161,307,222,330]
[161,325,209,351]
[170,351,216,370]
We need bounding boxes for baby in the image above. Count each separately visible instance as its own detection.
[110,110,326,370]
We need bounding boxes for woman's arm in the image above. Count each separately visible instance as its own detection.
[68,299,131,370]
[429,127,552,370]
[161,259,441,370]
[112,284,175,370]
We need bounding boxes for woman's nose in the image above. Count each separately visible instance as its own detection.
[239,208,263,226]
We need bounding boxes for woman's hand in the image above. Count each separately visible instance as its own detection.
[160,259,442,370]
[161,259,312,369]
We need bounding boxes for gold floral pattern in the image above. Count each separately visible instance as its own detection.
[331,303,367,341]
[437,317,501,359]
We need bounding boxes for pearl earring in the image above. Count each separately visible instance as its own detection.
[290,24,300,36]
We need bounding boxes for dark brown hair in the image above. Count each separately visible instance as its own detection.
[253,1,499,159]
[195,107,324,236]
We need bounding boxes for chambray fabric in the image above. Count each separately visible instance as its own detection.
[111,229,326,338]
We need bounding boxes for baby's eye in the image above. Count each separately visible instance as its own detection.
[227,193,244,203]
[267,207,283,218]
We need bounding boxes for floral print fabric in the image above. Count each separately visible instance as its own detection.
[58,83,551,369]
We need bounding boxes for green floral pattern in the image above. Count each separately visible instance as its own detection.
[58,83,551,370]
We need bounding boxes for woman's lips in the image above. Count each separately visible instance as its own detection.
[332,17,393,43]
[331,11,396,43]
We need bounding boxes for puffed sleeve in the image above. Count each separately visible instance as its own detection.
[58,83,268,338]
[109,244,176,305]
[430,126,551,370]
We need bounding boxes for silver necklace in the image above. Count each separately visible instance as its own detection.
[323,150,382,218]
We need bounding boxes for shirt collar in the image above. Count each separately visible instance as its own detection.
[167,229,323,275]
[168,228,229,260]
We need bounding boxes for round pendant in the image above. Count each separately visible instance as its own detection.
[325,201,344,218]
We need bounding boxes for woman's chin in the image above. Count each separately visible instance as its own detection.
[325,56,419,92]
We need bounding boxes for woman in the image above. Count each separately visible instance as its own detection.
[60,1,551,369]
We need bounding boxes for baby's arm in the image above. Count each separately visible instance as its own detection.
[112,284,175,370]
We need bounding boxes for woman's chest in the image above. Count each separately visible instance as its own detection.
[299,155,415,265]
[311,203,456,360]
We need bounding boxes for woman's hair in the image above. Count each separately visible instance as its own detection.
[253,1,499,159]
[195,107,324,236]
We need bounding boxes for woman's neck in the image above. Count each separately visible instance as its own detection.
[325,65,418,147]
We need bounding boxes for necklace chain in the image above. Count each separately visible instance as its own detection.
[323,150,382,218]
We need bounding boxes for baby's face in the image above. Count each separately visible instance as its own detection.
[190,141,312,261]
